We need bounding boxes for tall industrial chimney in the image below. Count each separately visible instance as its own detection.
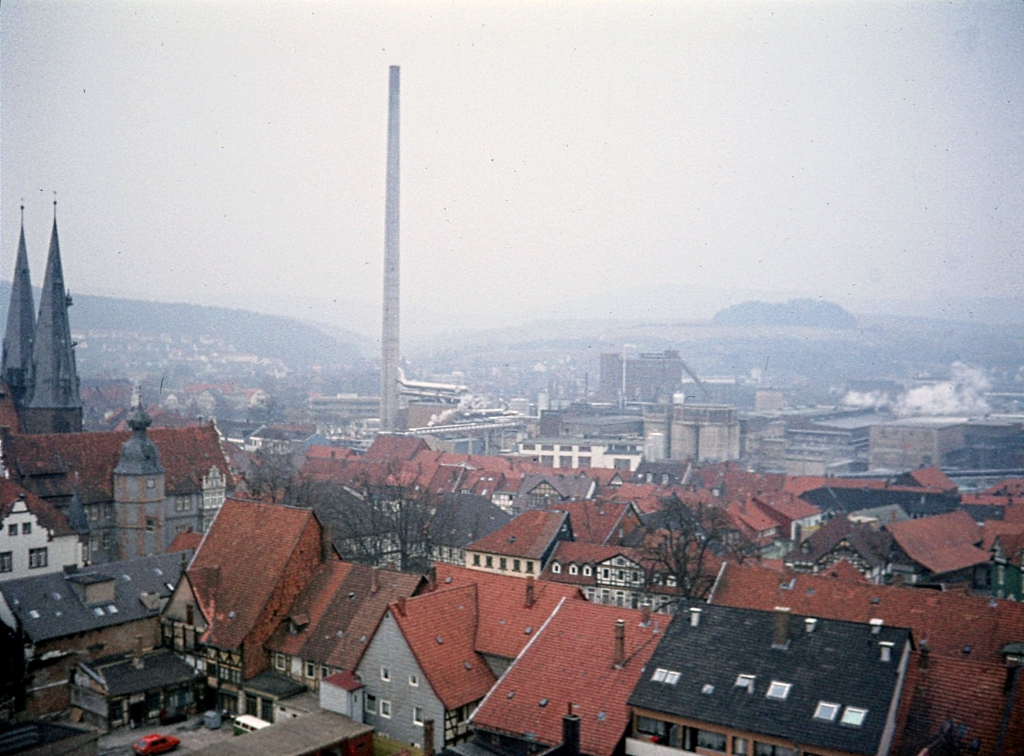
[380,65,401,432]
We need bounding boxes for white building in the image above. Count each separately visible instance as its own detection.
[514,436,644,471]
[1,489,84,581]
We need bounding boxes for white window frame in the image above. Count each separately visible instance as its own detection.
[380,700,392,719]
[814,702,840,721]
[305,661,316,679]
[274,653,285,671]
[381,666,391,681]
[766,681,791,700]
[841,706,868,726]
[413,706,424,725]
[409,673,419,687]
[569,564,578,575]
[552,562,562,574]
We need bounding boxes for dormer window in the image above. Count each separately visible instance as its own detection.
[814,702,840,721]
[568,564,578,576]
[735,674,755,693]
[552,562,562,574]
[766,681,791,700]
[582,565,592,577]
[841,707,868,727]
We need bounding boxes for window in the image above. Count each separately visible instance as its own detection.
[697,730,727,753]
[146,477,156,489]
[766,681,791,700]
[413,706,424,725]
[365,694,377,714]
[499,557,507,571]
[7,525,16,537]
[0,552,11,573]
[541,455,554,466]
[321,666,329,678]
[275,654,286,671]
[578,457,591,467]
[22,523,31,535]
[526,561,534,574]
[733,738,748,756]
[602,568,610,580]
[145,518,155,532]
[841,707,868,727]
[513,559,521,572]
[305,662,315,678]
[568,564,578,575]
[541,445,554,451]
[473,554,480,566]
[813,702,840,722]
[485,556,493,568]
[559,456,573,467]
[735,674,755,692]
[552,562,562,574]
[522,444,535,451]
[409,673,419,686]
[381,666,391,681]
[29,548,47,569]
[380,700,391,718]
[583,565,592,576]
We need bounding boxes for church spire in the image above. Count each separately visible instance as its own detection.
[24,203,82,433]
[2,204,36,406]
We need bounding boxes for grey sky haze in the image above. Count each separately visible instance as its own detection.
[2,1,1022,337]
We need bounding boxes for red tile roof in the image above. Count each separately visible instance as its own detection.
[364,435,430,461]
[265,561,422,671]
[726,501,780,536]
[322,670,363,692]
[888,510,989,575]
[166,528,204,554]
[751,492,821,523]
[305,445,358,461]
[470,601,663,756]
[433,564,585,660]
[547,501,639,545]
[389,584,497,710]
[466,510,569,560]
[902,466,958,492]
[4,423,231,505]
[893,653,1024,756]
[0,479,75,537]
[710,562,1024,665]
[189,499,320,652]
[0,384,22,433]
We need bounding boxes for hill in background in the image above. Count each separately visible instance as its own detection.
[712,299,858,329]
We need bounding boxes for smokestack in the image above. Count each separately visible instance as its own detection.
[380,65,401,432]
[562,712,581,756]
[613,619,625,668]
[772,607,790,649]
[423,719,435,756]
[525,575,535,607]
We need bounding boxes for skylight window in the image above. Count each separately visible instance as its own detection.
[841,707,868,727]
[814,702,840,721]
[702,684,715,695]
[735,674,756,692]
[107,604,118,614]
[664,671,681,685]
[652,668,669,682]
[28,610,40,619]
[766,681,792,700]
[93,607,105,616]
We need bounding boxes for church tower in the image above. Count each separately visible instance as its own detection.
[21,205,82,434]
[113,395,166,559]
[1,206,36,407]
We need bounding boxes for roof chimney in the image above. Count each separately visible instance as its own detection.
[396,596,407,617]
[804,617,817,634]
[371,567,379,594]
[562,711,581,756]
[870,618,884,634]
[321,524,334,562]
[689,607,702,628]
[427,565,437,592]
[133,634,145,669]
[525,575,535,608]
[613,619,625,668]
[772,607,791,650]
[641,604,651,627]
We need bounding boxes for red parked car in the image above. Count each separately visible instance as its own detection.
[132,733,181,755]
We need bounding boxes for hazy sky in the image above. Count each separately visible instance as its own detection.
[2,1,1022,336]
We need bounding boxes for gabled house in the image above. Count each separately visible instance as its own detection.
[263,561,422,692]
[426,492,514,566]
[355,585,497,752]
[785,516,892,582]
[542,541,678,612]
[465,509,573,577]
[467,601,663,756]
[0,550,190,716]
[887,510,990,586]
[1,481,85,581]
[160,498,324,715]
[627,603,912,756]
[749,493,822,542]
[512,473,597,513]
[547,500,643,546]
[984,524,1024,600]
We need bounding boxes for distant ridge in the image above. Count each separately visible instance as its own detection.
[0,283,364,368]
[712,299,857,329]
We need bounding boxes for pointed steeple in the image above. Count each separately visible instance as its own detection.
[2,205,36,406]
[24,205,82,432]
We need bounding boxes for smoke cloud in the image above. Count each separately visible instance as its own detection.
[841,362,991,417]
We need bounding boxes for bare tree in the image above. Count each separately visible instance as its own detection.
[638,493,756,601]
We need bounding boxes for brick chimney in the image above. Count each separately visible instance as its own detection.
[396,596,407,617]
[133,634,145,669]
[427,565,437,592]
[771,607,790,649]
[423,719,435,756]
[525,576,535,608]
[321,524,334,562]
[641,604,651,627]
[613,619,625,668]
[371,567,380,594]
[562,710,581,756]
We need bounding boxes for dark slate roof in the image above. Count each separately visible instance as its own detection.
[113,405,165,476]
[628,602,911,756]
[799,486,958,518]
[244,670,307,698]
[80,650,195,697]
[426,492,514,549]
[0,551,190,643]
